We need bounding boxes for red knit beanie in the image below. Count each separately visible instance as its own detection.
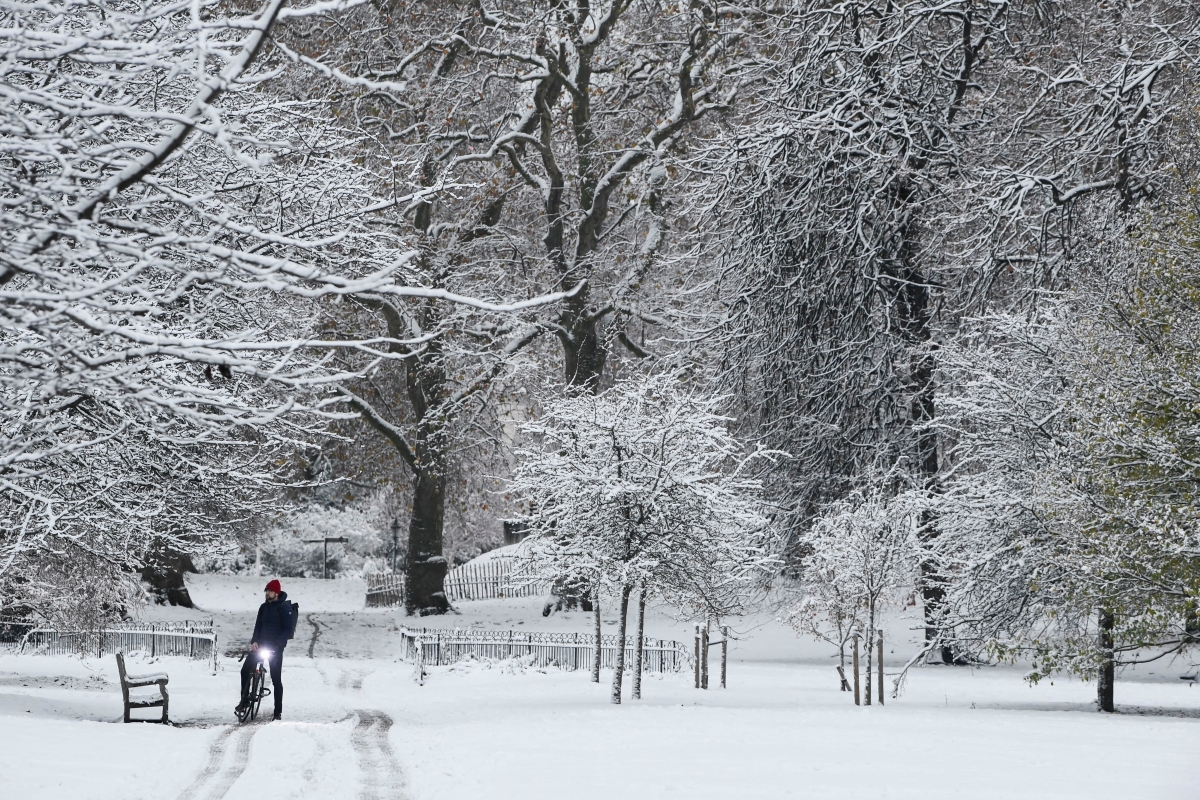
[265,579,282,594]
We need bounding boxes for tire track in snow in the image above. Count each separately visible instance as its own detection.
[177,724,262,800]
[352,709,406,799]
[205,723,261,799]
[177,727,237,800]
[338,668,369,691]
[300,727,332,794]
[307,613,323,658]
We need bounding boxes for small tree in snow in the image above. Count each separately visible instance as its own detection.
[510,374,775,703]
[786,486,919,700]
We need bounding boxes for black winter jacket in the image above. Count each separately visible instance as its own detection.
[252,591,294,648]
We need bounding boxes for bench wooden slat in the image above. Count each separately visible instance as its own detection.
[127,699,167,709]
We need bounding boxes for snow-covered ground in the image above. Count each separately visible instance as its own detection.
[1,574,1197,799]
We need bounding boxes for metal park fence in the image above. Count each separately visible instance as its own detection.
[0,618,218,671]
[396,626,692,684]
[366,558,553,607]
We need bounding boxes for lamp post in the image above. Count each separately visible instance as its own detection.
[390,518,401,573]
[303,537,349,579]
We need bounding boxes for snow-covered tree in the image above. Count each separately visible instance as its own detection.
[283,0,766,395]
[510,373,775,702]
[0,0,574,620]
[785,485,919,700]
[931,176,1200,709]
[713,0,1199,659]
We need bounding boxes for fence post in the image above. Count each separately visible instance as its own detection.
[416,635,424,685]
[693,624,701,689]
[852,634,861,706]
[721,626,728,689]
[877,629,884,706]
[700,623,709,690]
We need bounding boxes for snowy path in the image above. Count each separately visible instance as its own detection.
[177,724,261,800]
[351,710,406,800]
[1,576,1198,798]
[4,651,1197,799]
[159,612,408,800]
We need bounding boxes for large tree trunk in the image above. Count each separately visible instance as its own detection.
[885,176,952,664]
[401,303,452,615]
[913,335,951,663]
[139,545,197,608]
[1097,609,1115,713]
[405,463,449,615]
[560,288,605,392]
[610,583,632,704]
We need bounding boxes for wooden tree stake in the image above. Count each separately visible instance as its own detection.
[852,634,861,706]
[877,629,884,706]
[591,584,602,683]
[721,626,728,689]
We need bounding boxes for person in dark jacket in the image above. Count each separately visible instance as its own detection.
[237,579,294,720]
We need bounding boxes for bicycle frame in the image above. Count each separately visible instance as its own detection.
[235,648,273,723]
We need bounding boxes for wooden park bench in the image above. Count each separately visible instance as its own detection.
[116,652,169,724]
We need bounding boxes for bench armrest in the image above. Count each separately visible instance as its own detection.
[124,672,169,687]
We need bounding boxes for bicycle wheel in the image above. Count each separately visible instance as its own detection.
[248,668,263,721]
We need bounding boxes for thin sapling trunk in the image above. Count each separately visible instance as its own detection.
[1098,609,1115,712]
[633,588,645,700]
[610,583,633,704]
[864,621,874,706]
[592,582,602,683]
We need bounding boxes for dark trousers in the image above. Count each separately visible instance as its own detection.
[240,645,284,715]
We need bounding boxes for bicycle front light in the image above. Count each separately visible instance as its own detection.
[259,648,272,662]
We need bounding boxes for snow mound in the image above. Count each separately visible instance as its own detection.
[458,544,519,567]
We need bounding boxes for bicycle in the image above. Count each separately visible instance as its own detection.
[235,647,273,723]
